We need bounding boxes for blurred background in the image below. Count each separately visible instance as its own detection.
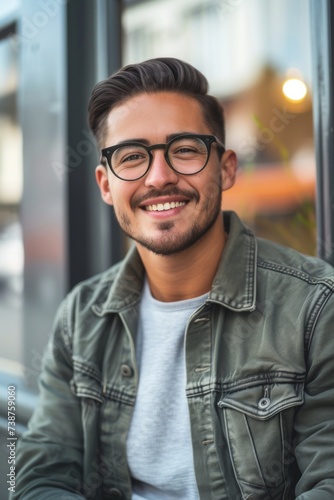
[0,0,334,497]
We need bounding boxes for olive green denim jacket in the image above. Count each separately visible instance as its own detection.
[13,212,334,500]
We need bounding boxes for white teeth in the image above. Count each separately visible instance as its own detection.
[145,201,186,212]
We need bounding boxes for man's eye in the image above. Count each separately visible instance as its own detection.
[115,147,148,164]
[172,147,202,158]
[176,147,197,154]
[122,153,145,163]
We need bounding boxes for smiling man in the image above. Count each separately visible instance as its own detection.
[95,91,235,301]
[13,58,334,500]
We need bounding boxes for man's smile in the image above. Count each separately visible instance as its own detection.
[144,201,187,212]
[132,187,198,212]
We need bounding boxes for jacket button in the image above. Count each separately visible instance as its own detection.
[107,487,123,498]
[121,364,133,377]
[258,397,271,409]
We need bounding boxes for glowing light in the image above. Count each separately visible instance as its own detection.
[282,78,308,102]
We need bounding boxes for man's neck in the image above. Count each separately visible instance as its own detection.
[136,218,227,302]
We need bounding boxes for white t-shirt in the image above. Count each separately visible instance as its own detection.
[126,280,208,499]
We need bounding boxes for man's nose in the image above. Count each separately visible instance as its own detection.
[144,150,179,188]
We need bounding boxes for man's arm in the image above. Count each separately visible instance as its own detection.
[11,299,85,499]
[293,292,334,499]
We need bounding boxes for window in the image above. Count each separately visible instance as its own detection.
[0,31,24,374]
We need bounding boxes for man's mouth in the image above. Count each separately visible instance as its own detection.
[144,201,187,212]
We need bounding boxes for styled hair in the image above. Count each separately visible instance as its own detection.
[88,57,225,148]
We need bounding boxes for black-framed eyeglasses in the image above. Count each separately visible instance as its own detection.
[100,133,225,181]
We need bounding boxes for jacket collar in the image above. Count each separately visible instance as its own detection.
[95,211,257,315]
[209,211,257,311]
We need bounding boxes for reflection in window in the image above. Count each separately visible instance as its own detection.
[123,0,316,255]
[0,33,23,370]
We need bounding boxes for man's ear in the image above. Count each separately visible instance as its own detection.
[95,164,113,206]
[221,150,238,192]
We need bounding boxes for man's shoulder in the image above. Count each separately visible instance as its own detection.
[256,236,334,283]
[63,245,144,318]
[225,211,334,283]
[64,260,125,315]
[73,260,123,294]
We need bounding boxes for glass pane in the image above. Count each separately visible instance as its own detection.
[0,33,23,372]
[123,0,316,255]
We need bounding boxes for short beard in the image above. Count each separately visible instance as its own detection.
[117,203,221,256]
[115,177,223,256]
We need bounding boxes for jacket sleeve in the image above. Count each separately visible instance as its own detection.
[294,290,334,499]
[11,297,86,499]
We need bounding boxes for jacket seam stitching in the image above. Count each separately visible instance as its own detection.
[245,232,257,306]
[304,288,334,355]
[187,372,305,396]
[60,296,73,362]
[103,388,136,406]
[257,259,334,289]
[72,359,102,383]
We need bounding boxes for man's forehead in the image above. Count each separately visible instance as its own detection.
[107,91,201,115]
[104,91,207,145]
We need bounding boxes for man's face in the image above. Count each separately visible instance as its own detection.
[96,92,236,256]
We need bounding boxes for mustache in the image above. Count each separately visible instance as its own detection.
[131,187,199,209]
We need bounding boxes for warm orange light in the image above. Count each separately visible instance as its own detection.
[282,78,308,102]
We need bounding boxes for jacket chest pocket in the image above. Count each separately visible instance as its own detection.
[217,381,304,499]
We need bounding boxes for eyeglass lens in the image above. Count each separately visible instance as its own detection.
[111,136,209,180]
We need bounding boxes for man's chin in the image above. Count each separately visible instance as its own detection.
[155,221,175,231]
[122,211,221,257]
[132,228,204,257]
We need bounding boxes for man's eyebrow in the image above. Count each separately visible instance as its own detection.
[115,138,150,145]
[166,131,197,141]
[113,132,198,147]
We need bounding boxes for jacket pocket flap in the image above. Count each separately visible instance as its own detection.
[218,382,304,420]
[70,356,103,403]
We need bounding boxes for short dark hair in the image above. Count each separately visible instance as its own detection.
[88,57,225,148]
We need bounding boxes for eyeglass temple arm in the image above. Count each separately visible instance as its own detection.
[215,136,225,150]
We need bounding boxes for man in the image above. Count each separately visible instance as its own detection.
[13,58,334,499]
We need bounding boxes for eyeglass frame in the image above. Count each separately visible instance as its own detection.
[100,133,225,181]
